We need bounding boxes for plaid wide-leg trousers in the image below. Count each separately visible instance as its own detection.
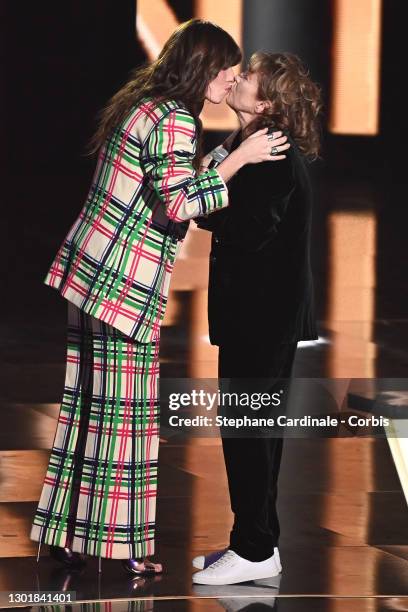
[30,301,160,559]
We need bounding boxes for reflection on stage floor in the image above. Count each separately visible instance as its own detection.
[1,179,408,609]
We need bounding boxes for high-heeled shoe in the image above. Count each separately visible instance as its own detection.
[49,544,86,569]
[121,557,163,576]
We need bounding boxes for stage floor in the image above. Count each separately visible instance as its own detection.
[1,174,408,610]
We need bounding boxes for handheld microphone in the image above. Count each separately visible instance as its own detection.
[207,145,229,169]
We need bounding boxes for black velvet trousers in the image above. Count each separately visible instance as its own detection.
[218,340,298,562]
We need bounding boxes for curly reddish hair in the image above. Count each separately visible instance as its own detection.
[246,52,323,159]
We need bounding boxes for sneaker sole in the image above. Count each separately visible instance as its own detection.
[192,568,281,586]
[253,573,282,587]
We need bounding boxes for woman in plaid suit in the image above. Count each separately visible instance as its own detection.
[30,20,289,575]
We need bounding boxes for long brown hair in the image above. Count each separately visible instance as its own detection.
[88,19,241,160]
[244,52,322,159]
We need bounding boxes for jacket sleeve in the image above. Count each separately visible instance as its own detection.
[142,108,229,223]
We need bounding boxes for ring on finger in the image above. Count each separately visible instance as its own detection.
[271,146,279,156]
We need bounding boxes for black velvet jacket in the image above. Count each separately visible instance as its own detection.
[197,131,318,346]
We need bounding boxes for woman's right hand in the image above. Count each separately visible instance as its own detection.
[237,127,290,164]
[216,127,291,183]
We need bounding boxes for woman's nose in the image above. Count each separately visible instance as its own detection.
[225,67,235,82]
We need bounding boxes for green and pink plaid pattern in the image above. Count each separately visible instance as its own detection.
[30,302,160,559]
[44,98,229,343]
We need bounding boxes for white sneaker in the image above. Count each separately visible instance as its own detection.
[192,549,280,585]
[193,546,282,572]
[192,547,228,570]
[274,546,282,572]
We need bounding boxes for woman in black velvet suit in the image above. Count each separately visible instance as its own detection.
[192,52,322,586]
[206,129,317,348]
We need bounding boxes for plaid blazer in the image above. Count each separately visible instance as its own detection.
[44,98,229,343]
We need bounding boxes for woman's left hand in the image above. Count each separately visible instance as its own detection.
[237,128,290,165]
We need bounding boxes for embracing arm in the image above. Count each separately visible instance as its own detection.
[142,108,229,222]
[200,129,241,172]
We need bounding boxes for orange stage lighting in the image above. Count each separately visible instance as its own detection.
[330,0,382,135]
[327,210,377,377]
